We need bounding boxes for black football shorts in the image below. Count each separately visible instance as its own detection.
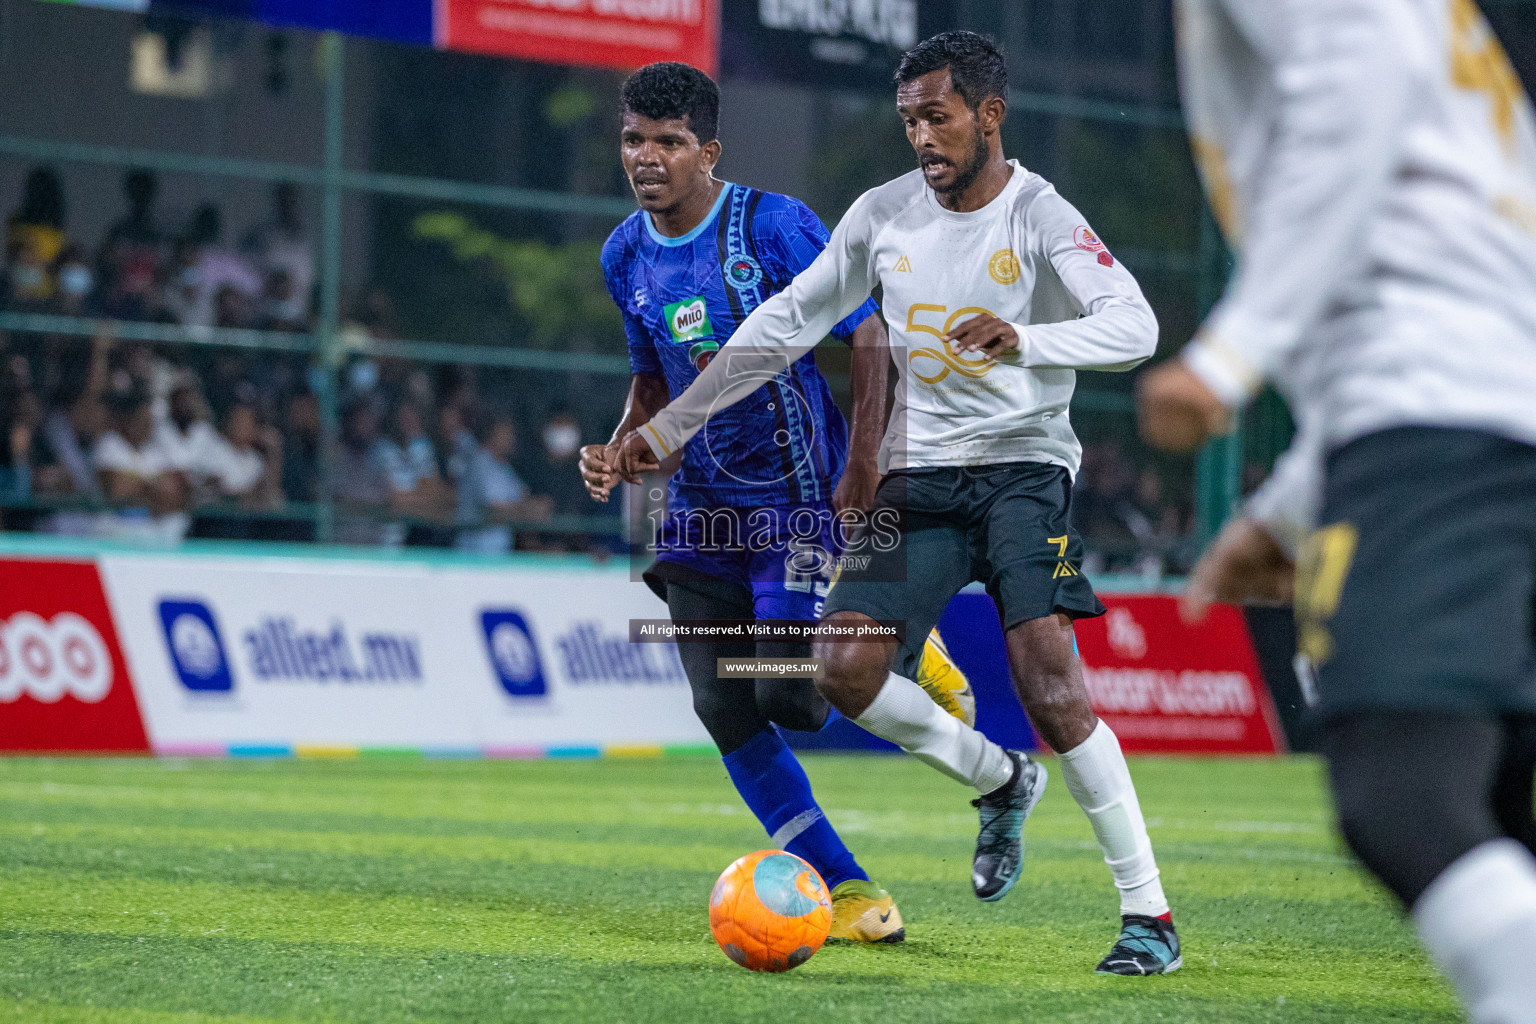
[1299,426,1536,722]
[821,461,1105,680]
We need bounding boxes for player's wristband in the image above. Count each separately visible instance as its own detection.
[640,421,675,459]
[1183,336,1259,407]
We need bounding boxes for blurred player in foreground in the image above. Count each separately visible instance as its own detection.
[613,33,1181,975]
[580,62,975,943]
[1140,1,1536,1018]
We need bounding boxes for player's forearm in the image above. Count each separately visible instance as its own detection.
[1007,296,1158,372]
[846,314,889,464]
[608,373,670,445]
[1184,0,1415,404]
[640,337,808,460]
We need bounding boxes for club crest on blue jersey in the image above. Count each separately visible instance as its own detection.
[688,339,719,371]
[724,252,763,290]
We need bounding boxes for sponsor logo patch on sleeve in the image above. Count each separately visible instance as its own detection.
[1074,225,1114,266]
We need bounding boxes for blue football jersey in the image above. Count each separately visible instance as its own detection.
[601,183,879,510]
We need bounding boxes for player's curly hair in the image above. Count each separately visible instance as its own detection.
[895,30,1008,111]
[620,62,719,144]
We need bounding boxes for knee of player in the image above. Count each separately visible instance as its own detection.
[814,620,888,705]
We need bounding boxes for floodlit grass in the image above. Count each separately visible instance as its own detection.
[0,755,1458,1023]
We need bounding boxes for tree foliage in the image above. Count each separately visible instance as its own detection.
[413,212,622,351]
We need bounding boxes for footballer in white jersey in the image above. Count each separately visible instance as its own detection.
[1141,2,1536,1020]
[614,30,1181,976]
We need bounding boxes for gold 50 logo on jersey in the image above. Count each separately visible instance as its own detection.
[904,303,999,384]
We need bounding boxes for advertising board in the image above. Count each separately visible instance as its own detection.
[1073,595,1286,755]
[0,558,149,752]
[722,0,956,90]
[97,554,710,753]
[0,548,1287,757]
[439,0,719,74]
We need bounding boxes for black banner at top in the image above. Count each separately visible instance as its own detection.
[722,0,960,91]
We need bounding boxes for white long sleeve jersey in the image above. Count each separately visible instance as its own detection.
[639,161,1158,476]
[1179,0,1536,454]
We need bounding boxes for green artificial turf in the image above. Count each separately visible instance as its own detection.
[0,754,1458,1023]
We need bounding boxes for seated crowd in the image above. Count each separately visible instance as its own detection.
[0,329,594,549]
[0,163,598,551]
[5,165,312,333]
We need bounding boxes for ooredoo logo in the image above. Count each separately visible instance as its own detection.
[0,612,114,703]
[158,599,233,692]
[480,609,546,698]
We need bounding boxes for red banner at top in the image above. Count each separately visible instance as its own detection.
[439,0,719,75]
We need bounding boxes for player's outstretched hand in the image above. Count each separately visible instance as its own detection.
[614,429,661,483]
[1181,516,1295,625]
[1137,361,1232,452]
[579,443,618,503]
[946,314,1019,358]
[833,458,880,516]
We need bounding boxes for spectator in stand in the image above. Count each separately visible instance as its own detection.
[213,284,254,330]
[6,167,67,309]
[201,351,258,424]
[113,341,179,422]
[370,399,446,523]
[54,247,97,317]
[333,398,399,547]
[241,182,313,326]
[526,407,589,517]
[280,389,321,504]
[1134,469,1184,543]
[161,383,227,498]
[35,330,112,500]
[437,401,477,487]
[255,269,306,332]
[455,410,551,554]
[1114,468,1180,578]
[167,204,261,328]
[437,366,479,421]
[0,382,41,504]
[98,169,165,321]
[93,386,190,542]
[205,403,283,508]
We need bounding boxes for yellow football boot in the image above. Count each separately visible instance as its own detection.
[829,879,905,943]
[916,628,976,727]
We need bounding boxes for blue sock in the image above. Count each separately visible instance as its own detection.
[722,729,867,889]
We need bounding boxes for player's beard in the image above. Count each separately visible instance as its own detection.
[927,123,990,198]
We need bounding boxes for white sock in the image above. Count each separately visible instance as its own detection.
[1057,720,1169,918]
[1413,839,1536,1024]
[854,672,1014,794]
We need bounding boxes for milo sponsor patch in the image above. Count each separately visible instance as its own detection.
[664,297,713,344]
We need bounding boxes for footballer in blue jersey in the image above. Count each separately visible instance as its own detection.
[601,182,873,516]
[579,63,970,945]
[599,174,877,618]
